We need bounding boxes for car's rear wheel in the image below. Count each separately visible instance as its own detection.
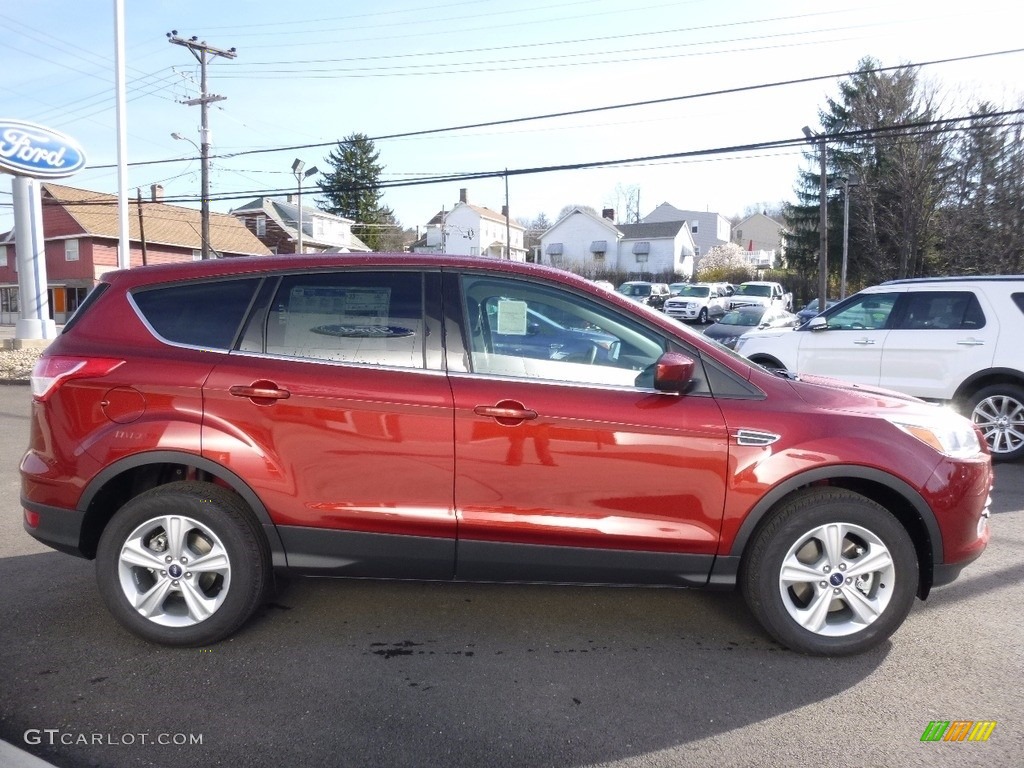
[968,384,1024,462]
[96,481,270,646]
[742,488,918,655]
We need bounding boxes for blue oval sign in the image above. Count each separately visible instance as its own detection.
[0,119,87,179]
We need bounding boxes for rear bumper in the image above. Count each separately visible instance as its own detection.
[22,498,89,558]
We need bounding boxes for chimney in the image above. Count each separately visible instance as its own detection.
[602,208,615,222]
[150,184,164,202]
[459,188,467,204]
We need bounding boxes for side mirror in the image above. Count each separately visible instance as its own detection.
[653,352,695,393]
[808,316,828,331]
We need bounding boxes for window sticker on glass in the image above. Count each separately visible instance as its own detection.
[496,299,528,335]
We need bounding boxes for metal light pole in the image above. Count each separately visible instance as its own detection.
[171,131,205,256]
[291,159,318,254]
[841,173,860,300]
[803,126,828,313]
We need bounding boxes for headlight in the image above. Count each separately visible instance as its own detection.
[888,411,983,458]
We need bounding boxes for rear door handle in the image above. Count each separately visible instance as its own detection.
[853,338,876,345]
[230,383,291,401]
[956,339,985,346]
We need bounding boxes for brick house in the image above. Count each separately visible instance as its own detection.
[229,196,370,254]
[0,182,270,325]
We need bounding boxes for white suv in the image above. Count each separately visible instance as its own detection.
[663,282,728,323]
[735,276,1024,461]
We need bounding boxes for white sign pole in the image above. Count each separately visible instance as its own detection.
[11,176,57,340]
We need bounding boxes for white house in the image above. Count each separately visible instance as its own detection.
[733,212,787,269]
[642,203,731,261]
[413,189,526,260]
[539,207,695,278]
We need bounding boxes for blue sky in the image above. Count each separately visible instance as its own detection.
[2,0,1021,235]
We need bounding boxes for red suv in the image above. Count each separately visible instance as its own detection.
[21,255,992,655]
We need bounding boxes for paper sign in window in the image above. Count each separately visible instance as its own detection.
[495,300,528,335]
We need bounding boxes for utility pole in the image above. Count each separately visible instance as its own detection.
[167,31,236,260]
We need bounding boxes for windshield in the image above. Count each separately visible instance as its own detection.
[719,309,765,327]
[674,286,710,298]
[736,284,771,297]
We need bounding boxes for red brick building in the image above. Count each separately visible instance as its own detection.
[0,182,271,324]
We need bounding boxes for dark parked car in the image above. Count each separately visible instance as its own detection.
[22,255,991,655]
[703,306,800,349]
[616,281,671,310]
[796,298,840,324]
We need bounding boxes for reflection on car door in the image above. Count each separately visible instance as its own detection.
[202,269,457,578]
[447,272,730,586]
[880,290,996,399]
[795,291,903,386]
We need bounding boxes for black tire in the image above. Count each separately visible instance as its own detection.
[741,488,918,656]
[967,384,1024,462]
[697,307,709,324]
[96,481,271,646]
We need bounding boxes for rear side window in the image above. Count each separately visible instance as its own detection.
[897,291,985,330]
[62,282,110,333]
[265,271,425,369]
[132,279,260,350]
[1012,293,1024,315]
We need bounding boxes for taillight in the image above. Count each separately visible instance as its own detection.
[30,356,125,402]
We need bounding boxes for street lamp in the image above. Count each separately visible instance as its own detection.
[171,131,212,259]
[841,173,860,300]
[803,126,828,313]
[292,159,319,254]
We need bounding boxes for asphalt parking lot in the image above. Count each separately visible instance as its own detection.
[0,383,1021,768]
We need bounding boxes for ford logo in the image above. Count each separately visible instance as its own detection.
[0,119,87,179]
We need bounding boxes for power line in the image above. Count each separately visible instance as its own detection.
[85,47,1024,173]
[46,111,1024,209]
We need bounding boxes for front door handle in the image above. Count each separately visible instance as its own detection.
[474,400,538,425]
[853,338,876,345]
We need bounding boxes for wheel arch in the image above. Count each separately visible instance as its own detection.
[726,465,941,599]
[952,367,1024,404]
[76,451,286,567]
[747,353,787,370]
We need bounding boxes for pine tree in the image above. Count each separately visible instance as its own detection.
[317,133,396,251]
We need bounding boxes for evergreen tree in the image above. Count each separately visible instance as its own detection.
[786,58,954,288]
[317,133,396,251]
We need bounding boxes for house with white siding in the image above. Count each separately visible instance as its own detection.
[642,203,731,264]
[539,207,695,278]
[412,188,526,261]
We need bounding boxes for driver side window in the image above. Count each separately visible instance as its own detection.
[824,293,899,330]
[461,275,666,388]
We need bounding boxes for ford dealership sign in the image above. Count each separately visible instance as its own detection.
[0,119,86,178]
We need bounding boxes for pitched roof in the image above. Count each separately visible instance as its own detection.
[230,196,369,251]
[617,221,685,239]
[42,183,271,256]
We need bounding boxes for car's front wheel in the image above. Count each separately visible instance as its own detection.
[96,481,271,646]
[742,488,918,655]
[968,384,1024,462]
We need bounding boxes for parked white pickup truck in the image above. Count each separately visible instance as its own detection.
[728,281,793,313]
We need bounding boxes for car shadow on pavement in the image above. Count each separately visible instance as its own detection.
[1,551,885,768]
